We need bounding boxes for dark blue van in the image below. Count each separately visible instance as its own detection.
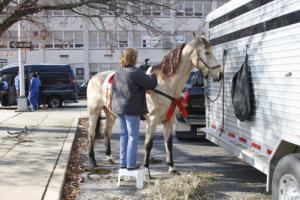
[0,64,78,108]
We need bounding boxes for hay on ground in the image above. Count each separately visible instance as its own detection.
[142,172,216,200]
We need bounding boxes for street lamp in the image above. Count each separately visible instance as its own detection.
[17,0,28,111]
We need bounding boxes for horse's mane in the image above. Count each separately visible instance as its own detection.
[156,43,186,79]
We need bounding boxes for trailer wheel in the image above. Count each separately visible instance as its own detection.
[272,154,300,200]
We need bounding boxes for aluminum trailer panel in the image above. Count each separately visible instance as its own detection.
[205,0,300,191]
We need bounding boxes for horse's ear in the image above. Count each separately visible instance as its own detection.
[193,32,196,40]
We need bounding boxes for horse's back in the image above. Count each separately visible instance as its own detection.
[87,71,115,111]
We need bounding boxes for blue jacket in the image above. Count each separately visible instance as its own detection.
[112,66,157,116]
[15,75,20,91]
[0,81,8,92]
[29,77,41,95]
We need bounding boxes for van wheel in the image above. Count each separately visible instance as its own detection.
[272,154,300,200]
[47,97,62,108]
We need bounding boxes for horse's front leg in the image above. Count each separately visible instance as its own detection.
[143,118,158,169]
[103,109,116,164]
[164,119,179,174]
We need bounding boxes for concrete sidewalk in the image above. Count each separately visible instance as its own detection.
[0,102,87,200]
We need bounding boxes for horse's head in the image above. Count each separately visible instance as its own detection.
[190,33,223,81]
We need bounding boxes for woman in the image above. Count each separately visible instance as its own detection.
[112,48,157,170]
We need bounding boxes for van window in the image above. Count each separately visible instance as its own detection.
[40,72,70,85]
[192,71,204,87]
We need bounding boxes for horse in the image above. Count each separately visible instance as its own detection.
[86,33,223,174]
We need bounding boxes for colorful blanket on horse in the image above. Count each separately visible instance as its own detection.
[103,72,115,110]
[158,43,186,78]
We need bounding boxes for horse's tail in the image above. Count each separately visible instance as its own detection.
[95,115,101,139]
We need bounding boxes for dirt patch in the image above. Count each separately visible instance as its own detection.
[61,118,88,200]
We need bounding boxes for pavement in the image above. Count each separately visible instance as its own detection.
[0,100,271,200]
[78,122,271,200]
[0,101,87,200]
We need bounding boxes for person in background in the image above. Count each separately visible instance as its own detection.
[28,72,41,111]
[14,71,20,103]
[112,48,157,170]
[0,78,9,106]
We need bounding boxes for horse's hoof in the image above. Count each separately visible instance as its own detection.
[169,169,180,175]
[90,160,97,169]
[106,159,115,165]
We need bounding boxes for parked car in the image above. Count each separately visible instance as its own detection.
[77,80,88,98]
[175,71,206,139]
[0,64,78,108]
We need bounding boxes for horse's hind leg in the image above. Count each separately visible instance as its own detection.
[88,109,101,168]
[103,108,116,164]
[164,120,179,175]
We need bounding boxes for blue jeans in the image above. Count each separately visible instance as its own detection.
[117,114,140,168]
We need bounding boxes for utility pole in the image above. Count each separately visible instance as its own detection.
[17,0,28,111]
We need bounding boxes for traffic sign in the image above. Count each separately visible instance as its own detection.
[9,41,32,48]
[0,59,7,64]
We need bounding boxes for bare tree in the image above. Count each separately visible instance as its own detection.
[0,0,173,37]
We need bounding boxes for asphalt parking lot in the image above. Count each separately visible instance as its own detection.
[78,121,271,200]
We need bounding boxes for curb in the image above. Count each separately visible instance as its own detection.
[43,118,79,200]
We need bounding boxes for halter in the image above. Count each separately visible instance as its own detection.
[196,49,222,78]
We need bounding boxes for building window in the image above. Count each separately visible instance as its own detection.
[133,31,141,48]
[142,31,152,48]
[172,0,213,17]
[162,0,171,16]
[162,32,171,49]
[132,2,142,15]
[44,31,53,48]
[43,31,83,49]
[89,31,98,48]
[99,31,107,48]
[53,10,63,16]
[175,31,185,44]
[71,63,85,80]
[74,31,83,48]
[217,0,229,8]
[64,10,74,16]
[152,0,161,16]
[185,0,193,16]
[194,1,203,16]
[118,0,128,14]
[118,31,128,48]
[24,31,39,49]
[108,1,117,15]
[142,2,151,16]
[89,63,99,76]
[108,31,118,48]
[53,31,63,48]
[203,1,212,16]
[99,63,109,72]
[185,31,194,43]
[175,0,184,16]
[109,63,119,71]
[64,31,74,48]
[152,32,162,48]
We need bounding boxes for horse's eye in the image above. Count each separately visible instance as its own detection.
[205,51,210,55]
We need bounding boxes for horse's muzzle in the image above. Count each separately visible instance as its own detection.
[212,71,223,81]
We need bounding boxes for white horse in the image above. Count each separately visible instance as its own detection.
[87,33,223,174]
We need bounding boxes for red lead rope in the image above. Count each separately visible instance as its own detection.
[165,98,188,122]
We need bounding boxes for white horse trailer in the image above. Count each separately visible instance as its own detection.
[205,0,300,199]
